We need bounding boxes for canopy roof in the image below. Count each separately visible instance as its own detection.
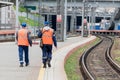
[0,1,13,7]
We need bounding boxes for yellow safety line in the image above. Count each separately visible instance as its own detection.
[37,36,95,80]
[37,49,61,80]
[37,66,45,80]
[37,37,83,80]
[37,48,64,80]
[37,43,80,80]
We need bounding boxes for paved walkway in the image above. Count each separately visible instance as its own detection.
[0,36,96,80]
[38,36,96,80]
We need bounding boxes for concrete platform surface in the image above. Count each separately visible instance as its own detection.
[0,36,96,80]
[37,36,96,80]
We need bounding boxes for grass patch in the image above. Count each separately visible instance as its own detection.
[19,6,27,12]
[19,16,43,27]
[115,57,120,62]
[65,37,100,80]
[112,38,120,64]
[113,50,120,54]
[13,6,43,27]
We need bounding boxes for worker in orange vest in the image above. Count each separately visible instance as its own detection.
[38,21,57,68]
[16,22,32,67]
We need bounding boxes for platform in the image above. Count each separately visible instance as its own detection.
[0,36,96,80]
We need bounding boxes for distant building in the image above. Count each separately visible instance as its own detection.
[0,1,14,30]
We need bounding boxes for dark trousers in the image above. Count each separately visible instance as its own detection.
[42,44,52,63]
[18,45,29,64]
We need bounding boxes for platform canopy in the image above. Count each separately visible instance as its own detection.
[0,1,13,8]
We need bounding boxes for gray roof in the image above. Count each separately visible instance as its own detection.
[0,1,13,7]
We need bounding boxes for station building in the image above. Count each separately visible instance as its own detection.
[0,1,14,30]
[24,0,120,31]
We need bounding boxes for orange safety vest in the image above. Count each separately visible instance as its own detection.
[42,28,53,45]
[17,29,29,46]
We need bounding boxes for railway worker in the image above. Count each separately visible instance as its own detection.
[37,21,57,68]
[16,22,32,67]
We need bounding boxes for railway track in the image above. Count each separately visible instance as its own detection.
[80,36,120,80]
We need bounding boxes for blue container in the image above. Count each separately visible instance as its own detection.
[118,25,120,30]
[95,25,100,30]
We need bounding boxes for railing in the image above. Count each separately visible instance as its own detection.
[0,30,15,42]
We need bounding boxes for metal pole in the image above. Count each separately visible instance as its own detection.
[89,4,91,36]
[16,0,19,29]
[5,7,6,30]
[39,0,41,27]
[15,0,19,43]
[70,0,74,33]
[56,0,64,41]
[64,0,67,41]
[73,0,76,33]
[81,0,85,37]
[34,13,35,42]
[113,0,115,6]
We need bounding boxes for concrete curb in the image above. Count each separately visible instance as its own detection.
[37,36,96,80]
[64,37,97,64]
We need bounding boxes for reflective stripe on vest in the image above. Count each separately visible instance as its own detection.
[18,29,29,46]
[42,28,53,45]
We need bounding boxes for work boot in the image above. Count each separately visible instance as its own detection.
[43,62,46,68]
[19,64,23,67]
[48,60,51,67]
[48,62,51,67]
[25,63,29,67]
